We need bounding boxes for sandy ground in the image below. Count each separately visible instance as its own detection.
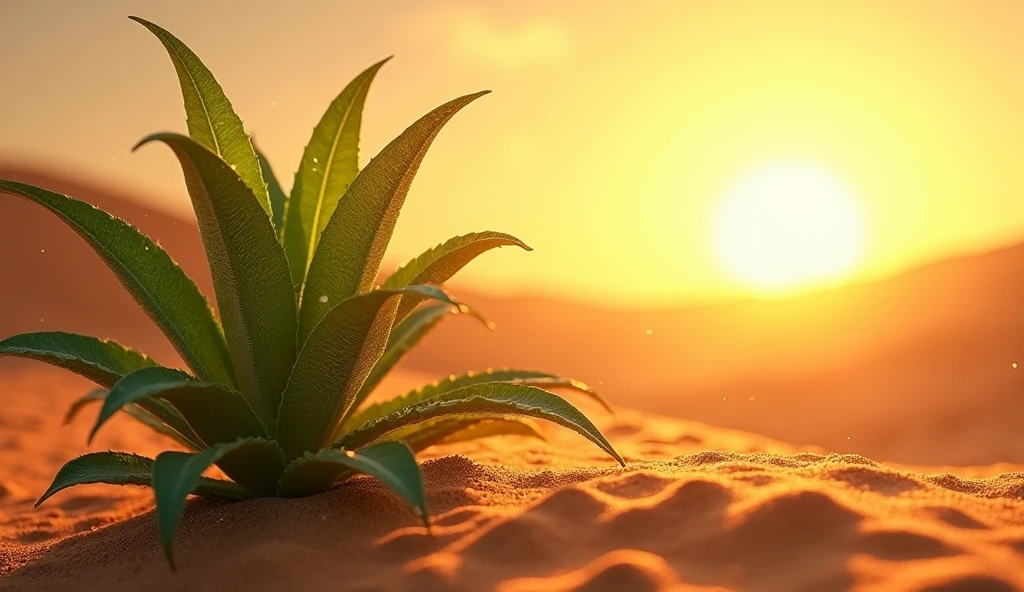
[1,365,1022,591]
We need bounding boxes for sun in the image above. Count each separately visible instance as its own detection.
[713,162,865,293]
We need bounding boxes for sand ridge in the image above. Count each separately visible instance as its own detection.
[1,366,1023,591]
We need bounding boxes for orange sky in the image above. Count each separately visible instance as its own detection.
[3,1,1024,306]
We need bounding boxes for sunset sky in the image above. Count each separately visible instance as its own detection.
[3,1,1024,306]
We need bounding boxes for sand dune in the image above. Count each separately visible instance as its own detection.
[1,367,1023,591]
[404,248,1024,467]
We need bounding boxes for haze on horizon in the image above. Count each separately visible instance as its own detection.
[3,0,1024,306]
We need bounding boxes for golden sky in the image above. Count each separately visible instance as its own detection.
[3,1,1024,306]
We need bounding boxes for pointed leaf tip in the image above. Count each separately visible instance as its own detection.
[130,135,153,152]
[298,90,492,339]
[284,56,392,290]
[381,231,528,325]
[130,16,270,213]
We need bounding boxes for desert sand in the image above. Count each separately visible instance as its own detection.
[2,167,1024,590]
[1,365,1023,591]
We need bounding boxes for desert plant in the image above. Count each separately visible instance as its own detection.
[0,17,622,568]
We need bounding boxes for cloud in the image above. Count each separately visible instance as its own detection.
[412,9,574,71]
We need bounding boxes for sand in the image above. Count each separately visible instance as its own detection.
[2,365,1023,591]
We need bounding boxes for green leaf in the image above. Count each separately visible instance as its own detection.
[123,403,205,450]
[36,451,251,508]
[215,440,286,499]
[341,369,612,435]
[137,133,298,426]
[335,383,624,466]
[276,285,461,460]
[91,367,267,449]
[0,332,157,389]
[158,384,269,446]
[510,377,613,414]
[350,303,453,414]
[89,366,192,443]
[153,438,281,569]
[0,181,235,386]
[130,16,269,214]
[298,91,490,342]
[65,388,203,450]
[284,58,389,289]
[399,416,546,452]
[63,388,108,424]
[277,442,427,524]
[256,146,288,235]
[383,231,530,324]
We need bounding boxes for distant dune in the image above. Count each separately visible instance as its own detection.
[2,166,1023,465]
[407,247,1024,466]
[0,167,213,364]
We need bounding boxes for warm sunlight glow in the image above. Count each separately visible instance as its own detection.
[713,163,865,292]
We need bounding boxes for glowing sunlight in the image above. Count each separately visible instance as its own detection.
[713,163,865,293]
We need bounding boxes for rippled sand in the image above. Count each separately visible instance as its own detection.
[1,366,1022,591]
